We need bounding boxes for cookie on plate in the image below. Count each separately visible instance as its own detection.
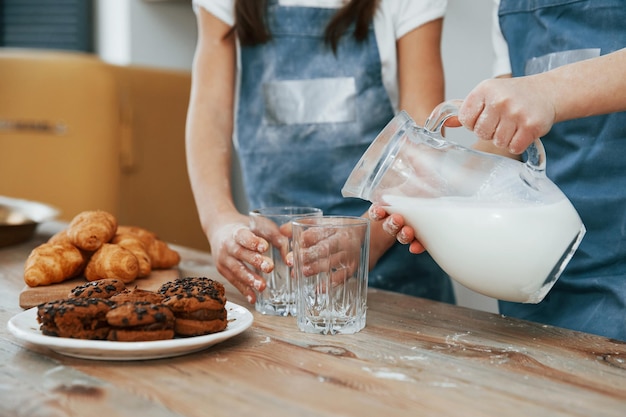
[37,297,114,340]
[109,287,165,305]
[68,279,126,299]
[158,276,226,299]
[159,277,227,337]
[106,301,175,342]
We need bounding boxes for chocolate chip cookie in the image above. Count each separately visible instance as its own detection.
[109,287,165,305]
[159,277,228,337]
[106,301,175,342]
[68,279,126,299]
[37,297,114,340]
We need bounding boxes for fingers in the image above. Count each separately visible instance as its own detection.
[467,106,535,155]
[381,214,402,236]
[492,116,515,150]
[396,226,415,245]
[371,204,410,241]
[278,222,293,239]
[458,96,485,131]
[458,76,557,154]
[231,224,268,253]
[211,223,273,304]
[250,215,289,249]
[475,109,500,144]
[217,250,269,305]
[508,128,536,155]
[231,226,272,270]
[294,229,355,274]
[370,205,422,252]
[443,115,462,128]
[250,216,292,262]
[368,204,389,221]
[409,241,426,254]
[462,101,524,153]
[218,259,265,304]
[285,251,294,268]
[297,247,356,288]
[380,214,415,246]
[297,225,336,249]
[460,81,509,145]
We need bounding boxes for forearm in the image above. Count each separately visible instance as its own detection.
[543,48,626,123]
[186,117,236,235]
[457,48,626,154]
[186,71,238,234]
[397,18,445,123]
[185,8,238,236]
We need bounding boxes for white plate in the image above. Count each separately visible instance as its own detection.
[7,301,253,361]
[0,195,60,223]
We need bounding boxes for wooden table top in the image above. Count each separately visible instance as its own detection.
[1,222,625,417]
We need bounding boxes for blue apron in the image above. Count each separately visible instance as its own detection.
[498,0,626,340]
[235,0,454,302]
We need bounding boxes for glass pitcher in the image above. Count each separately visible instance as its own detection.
[342,100,586,303]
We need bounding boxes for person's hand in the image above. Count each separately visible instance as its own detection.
[249,214,292,265]
[450,76,557,154]
[286,222,366,288]
[208,212,276,305]
[367,204,426,254]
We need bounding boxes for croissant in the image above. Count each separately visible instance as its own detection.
[24,242,86,287]
[117,225,180,269]
[84,243,139,283]
[47,229,71,245]
[67,210,117,252]
[111,233,151,277]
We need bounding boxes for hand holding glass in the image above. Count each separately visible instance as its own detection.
[249,206,322,316]
[292,216,369,334]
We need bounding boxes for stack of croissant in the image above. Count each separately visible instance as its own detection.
[24,210,180,287]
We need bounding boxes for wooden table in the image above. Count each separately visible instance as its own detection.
[1,222,625,416]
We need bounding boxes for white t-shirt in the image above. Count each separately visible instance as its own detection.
[491,0,511,77]
[192,0,447,112]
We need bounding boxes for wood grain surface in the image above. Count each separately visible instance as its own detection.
[1,222,625,417]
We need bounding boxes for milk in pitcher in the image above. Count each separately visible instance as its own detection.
[384,195,584,303]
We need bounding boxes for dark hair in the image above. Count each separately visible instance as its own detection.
[233,0,380,53]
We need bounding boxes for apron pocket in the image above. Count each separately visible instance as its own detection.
[263,77,356,125]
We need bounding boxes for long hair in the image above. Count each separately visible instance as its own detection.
[233,0,380,53]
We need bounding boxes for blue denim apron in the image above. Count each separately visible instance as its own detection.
[235,0,454,302]
[498,0,626,340]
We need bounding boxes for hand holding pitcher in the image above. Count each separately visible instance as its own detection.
[343,100,585,304]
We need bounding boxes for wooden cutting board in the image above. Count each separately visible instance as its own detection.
[19,268,181,309]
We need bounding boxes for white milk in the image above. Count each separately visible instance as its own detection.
[384,195,584,303]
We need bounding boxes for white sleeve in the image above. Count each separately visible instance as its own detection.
[393,0,448,40]
[491,0,511,77]
[192,0,235,27]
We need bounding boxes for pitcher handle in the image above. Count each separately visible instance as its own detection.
[424,99,546,174]
[423,99,465,134]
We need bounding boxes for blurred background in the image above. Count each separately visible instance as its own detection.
[0,0,498,313]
